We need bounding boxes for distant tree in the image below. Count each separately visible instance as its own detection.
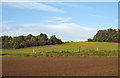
[27,34,33,37]
[37,33,48,41]
[9,36,25,49]
[1,33,63,49]
[2,36,12,49]
[118,29,120,42]
[47,38,54,45]
[31,36,37,41]
[88,38,93,42]
[31,41,39,46]
[37,33,48,45]
[47,35,62,44]
[89,28,119,42]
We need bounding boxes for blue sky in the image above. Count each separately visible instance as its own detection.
[2,2,118,41]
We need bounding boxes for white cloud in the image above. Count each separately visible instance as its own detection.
[3,2,65,13]
[46,17,72,23]
[2,23,98,41]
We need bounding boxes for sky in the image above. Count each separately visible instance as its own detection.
[2,2,118,41]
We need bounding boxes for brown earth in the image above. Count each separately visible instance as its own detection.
[2,57,118,76]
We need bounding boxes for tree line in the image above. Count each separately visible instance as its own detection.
[88,28,119,42]
[1,33,62,49]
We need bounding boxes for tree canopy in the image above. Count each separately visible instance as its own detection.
[88,28,119,42]
[1,33,62,49]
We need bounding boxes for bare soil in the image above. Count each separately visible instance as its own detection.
[2,57,118,76]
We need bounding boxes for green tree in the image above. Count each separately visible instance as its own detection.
[2,36,12,49]
[88,38,93,42]
[10,36,25,49]
[37,33,48,45]
[1,33,63,49]
[47,35,62,44]
[90,28,118,43]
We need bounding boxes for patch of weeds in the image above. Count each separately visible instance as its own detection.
[32,55,37,57]
[46,54,49,56]
[39,54,43,56]
[24,54,31,57]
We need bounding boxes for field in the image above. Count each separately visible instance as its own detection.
[2,42,119,76]
[2,57,118,76]
[2,42,119,57]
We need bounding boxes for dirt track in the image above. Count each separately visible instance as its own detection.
[2,57,118,76]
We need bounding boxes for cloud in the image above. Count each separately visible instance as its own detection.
[2,24,24,36]
[2,23,98,41]
[46,17,72,23]
[3,2,65,13]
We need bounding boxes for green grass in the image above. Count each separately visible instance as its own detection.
[2,42,119,57]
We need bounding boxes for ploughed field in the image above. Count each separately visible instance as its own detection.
[1,42,119,57]
[2,57,118,76]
